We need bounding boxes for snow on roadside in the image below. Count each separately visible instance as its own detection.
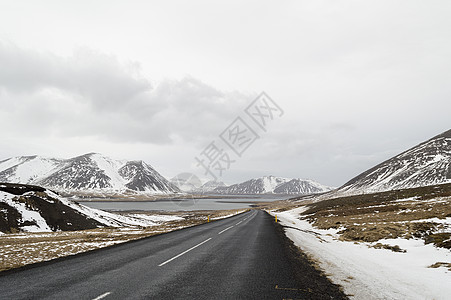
[127,214,184,223]
[272,207,451,300]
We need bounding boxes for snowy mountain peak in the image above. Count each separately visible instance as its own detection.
[194,180,227,193]
[214,175,330,195]
[0,154,179,194]
[80,152,96,157]
[118,160,178,192]
[274,178,332,194]
[170,173,203,192]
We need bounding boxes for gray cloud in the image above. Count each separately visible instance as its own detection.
[0,44,150,103]
[0,43,252,145]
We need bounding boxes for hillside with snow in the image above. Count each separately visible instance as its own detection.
[337,129,451,195]
[214,175,330,195]
[0,153,180,194]
[274,178,332,194]
[0,183,162,233]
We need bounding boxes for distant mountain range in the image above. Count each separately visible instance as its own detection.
[0,153,180,194]
[195,180,227,193]
[337,129,451,195]
[214,175,332,195]
[170,173,204,192]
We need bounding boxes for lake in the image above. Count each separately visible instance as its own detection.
[78,194,292,211]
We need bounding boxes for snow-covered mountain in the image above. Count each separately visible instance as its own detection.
[338,129,451,195]
[273,178,332,194]
[0,153,179,194]
[170,173,203,192]
[194,180,227,193]
[0,183,157,233]
[214,175,330,195]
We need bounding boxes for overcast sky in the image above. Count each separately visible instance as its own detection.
[0,1,450,187]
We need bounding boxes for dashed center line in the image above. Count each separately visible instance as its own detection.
[159,213,253,267]
[218,226,234,235]
[158,238,212,267]
[92,292,111,300]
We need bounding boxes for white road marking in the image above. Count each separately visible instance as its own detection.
[92,292,111,300]
[236,220,243,225]
[158,238,212,267]
[218,226,234,235]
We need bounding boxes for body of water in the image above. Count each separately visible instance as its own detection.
[78,194,291,211]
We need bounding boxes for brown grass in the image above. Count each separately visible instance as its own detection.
[259,184,451,249]
[289,185,451,250]
[306,196,451,246]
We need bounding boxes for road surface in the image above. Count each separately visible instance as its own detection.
[0,210,347,299]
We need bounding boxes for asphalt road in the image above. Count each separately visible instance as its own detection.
[0,210,347,299]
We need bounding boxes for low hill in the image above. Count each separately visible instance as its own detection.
[0,183,154,233]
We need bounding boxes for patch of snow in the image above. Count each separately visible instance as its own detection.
[392,196,420,203]
[128,214,184,223]
[410,217,451,225]
[0,191,52,232]
[262,176,288,192]
[57,197,152,227]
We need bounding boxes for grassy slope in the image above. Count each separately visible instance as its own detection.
[300,183,451,249]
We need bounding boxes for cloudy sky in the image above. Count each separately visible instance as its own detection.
[0,1,450,187]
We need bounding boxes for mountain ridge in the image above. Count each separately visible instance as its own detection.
[0,153,179,194]
[214,175,331,195]
[337,129,451,195]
